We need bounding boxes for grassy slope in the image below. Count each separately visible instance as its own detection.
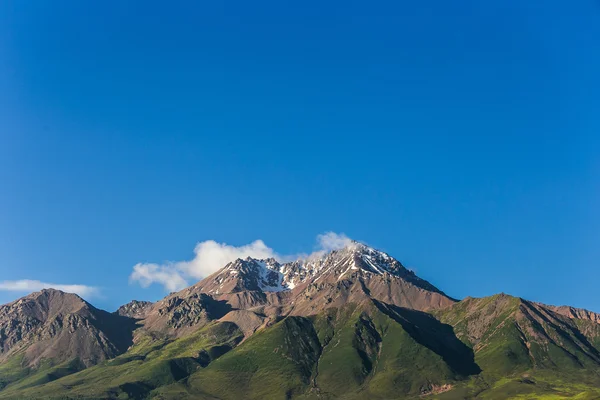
[434,295,600,399]
[0,354,31,390]
[0,322,243,400]
[0,353,88,394]
[153,301,479,400]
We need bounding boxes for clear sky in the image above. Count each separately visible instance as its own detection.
[1,1,598,312]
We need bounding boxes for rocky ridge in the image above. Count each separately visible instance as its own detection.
[0,289,136,368]
[114,300,153,319]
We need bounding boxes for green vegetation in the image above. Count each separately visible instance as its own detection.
[2,358,86,392]
[0,354,87,393]
[433,295,600,399]
[433,373,600,400]
[154,302,479,400]
[0,322,243,399]
[178,316,321,400]
[0,354,31,390]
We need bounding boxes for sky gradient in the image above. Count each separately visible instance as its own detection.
[1,1,599,312]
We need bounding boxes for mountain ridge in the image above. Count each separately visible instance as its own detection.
[0,242,599,399]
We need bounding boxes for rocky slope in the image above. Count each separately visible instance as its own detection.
[115,300,153,319]
[0,289,137,369]
[543,304,600,324]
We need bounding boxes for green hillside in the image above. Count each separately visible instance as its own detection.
[0,322,243,399]
[433,294,600,399]
[152,301,479,400]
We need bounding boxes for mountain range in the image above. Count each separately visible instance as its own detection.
[0,242,599,399]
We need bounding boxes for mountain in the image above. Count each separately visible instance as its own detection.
[0,243,599,399]
[0,289,137,390]
[141,243,454,339]
[133,243,454,342]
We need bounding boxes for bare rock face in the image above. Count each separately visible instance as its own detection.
[543,305,600,324]
[0,289,136,368]
[115,300,153,319]
[141,292,233,337]
[196,258,287,294]
[219,310,267,338]
[284,243,455,315]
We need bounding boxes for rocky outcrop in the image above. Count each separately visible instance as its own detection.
[544,304,600,324]
[115,300,153,319]
[141,292,232,337]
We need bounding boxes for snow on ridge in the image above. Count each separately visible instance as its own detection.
[212,244,403,293]
[255,260,286,292]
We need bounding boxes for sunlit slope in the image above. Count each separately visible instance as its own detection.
[433,294,600,399]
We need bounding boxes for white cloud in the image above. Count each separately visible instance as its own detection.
[129,232,354,292]
[0,280,99,298]
[178,240,278,279]
[315,232,354,253]
[129,263,188,292]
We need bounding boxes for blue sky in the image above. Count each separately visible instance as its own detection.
[0,1,598,312]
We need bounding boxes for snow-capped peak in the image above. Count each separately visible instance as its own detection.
[204,242,419,294]
[296,242,403,282]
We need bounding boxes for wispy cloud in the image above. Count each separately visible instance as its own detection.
[130,264,189,292]
[0,280,99,298]
[129,232,354,292]
[311,232,354,256]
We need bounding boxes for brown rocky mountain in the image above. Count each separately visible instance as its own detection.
[137,243,455,339]
[0,289,136,368]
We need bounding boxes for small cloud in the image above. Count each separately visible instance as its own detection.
[179,240,278,279]
[315,232,354,253]
[0,280,99,298]
[129,232,354,292]
[129,263,188,292]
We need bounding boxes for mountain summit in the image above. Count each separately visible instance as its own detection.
[196,242,450,299]
[198,242,444,294]
[140,242,455,337]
